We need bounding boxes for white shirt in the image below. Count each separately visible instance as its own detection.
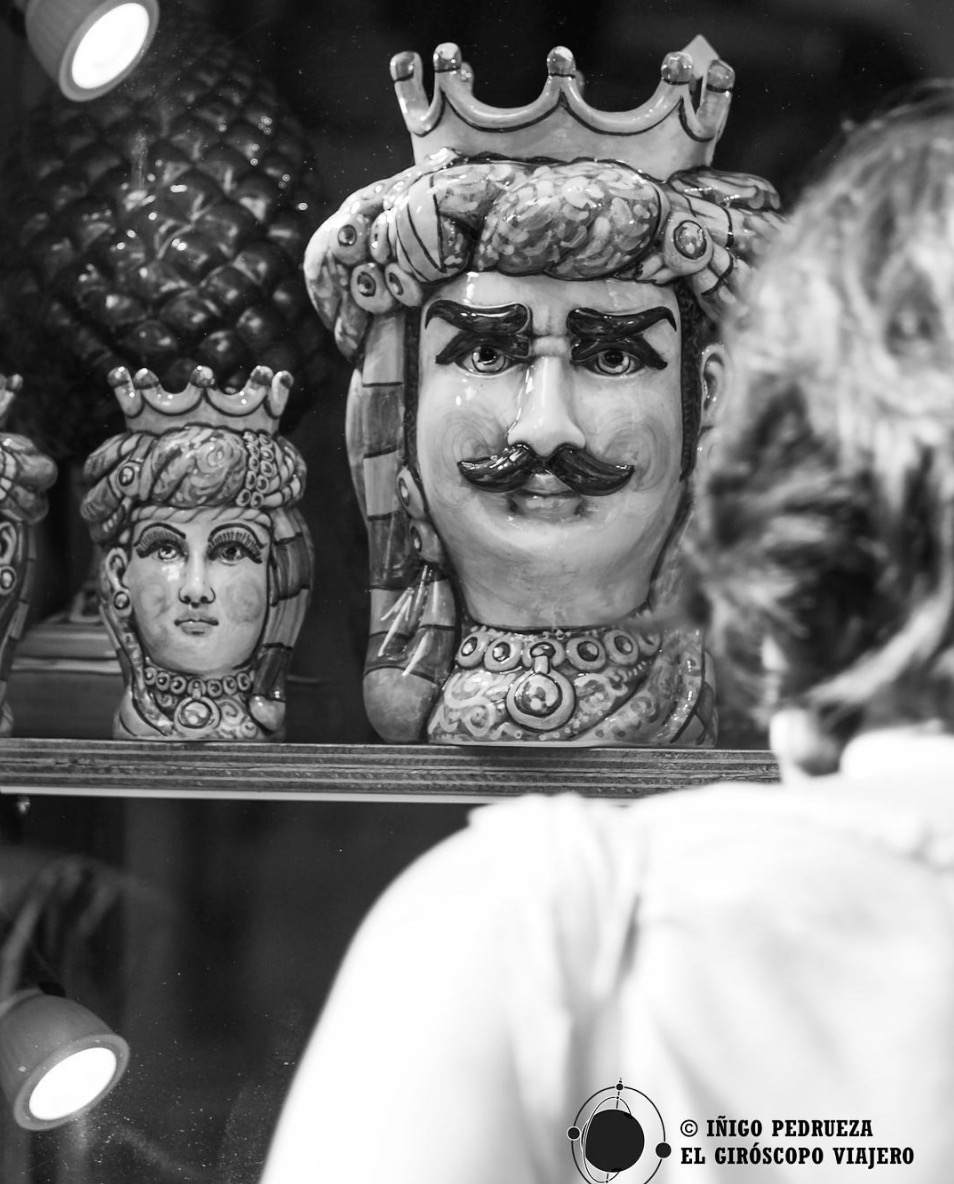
[261,730,954,1183]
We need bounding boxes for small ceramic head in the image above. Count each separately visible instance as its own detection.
[0,374,58,736]
[81,365,312,740]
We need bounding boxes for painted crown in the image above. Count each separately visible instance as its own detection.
[108,364,293,436]
[391,36,734,178]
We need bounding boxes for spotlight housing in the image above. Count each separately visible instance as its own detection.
[18,0,159,101]
[0,988,130,1130]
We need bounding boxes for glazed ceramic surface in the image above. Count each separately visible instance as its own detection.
[0,375,57,736]
[81,365,312,740]
[305,39,783,745]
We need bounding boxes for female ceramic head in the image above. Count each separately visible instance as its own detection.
[81,365,312,740]
[0,374,57,735]
[684,82,954,772]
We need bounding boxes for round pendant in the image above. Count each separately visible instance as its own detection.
[505,664,576,731]
[174,695,222,734]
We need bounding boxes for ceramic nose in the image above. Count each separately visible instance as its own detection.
[506,355,586,458]
[179,553,215,605]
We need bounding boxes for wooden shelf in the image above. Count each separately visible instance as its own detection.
[0,740,780,802]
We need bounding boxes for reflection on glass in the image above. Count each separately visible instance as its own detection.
[70,2,153,92]
[28,1044,120,1122]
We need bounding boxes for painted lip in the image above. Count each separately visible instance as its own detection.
[175,613,219,634]
[508,475,583,521]
[518,473,574,496]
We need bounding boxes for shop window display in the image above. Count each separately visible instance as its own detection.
[0,1,933,1180]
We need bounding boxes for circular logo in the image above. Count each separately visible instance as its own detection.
[568,1081,671,1183]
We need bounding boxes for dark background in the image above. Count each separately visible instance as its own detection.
[0,1,946,1179]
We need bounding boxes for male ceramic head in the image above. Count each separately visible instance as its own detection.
[305,41,782,741]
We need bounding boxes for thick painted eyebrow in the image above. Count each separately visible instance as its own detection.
[134,522,186,541]
[566,307,677,339]
[208,521,268,542]
[424,300,532,335]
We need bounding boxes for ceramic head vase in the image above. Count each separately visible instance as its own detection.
[81,365,312,741]
[0,375,58,737]
[305,39,784,745]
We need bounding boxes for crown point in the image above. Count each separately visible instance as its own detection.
[706,59,735,92]
[132,368,160,391]
[547,46,577,77]
[433,43,462,73]
[189,365,216,389]
[108,366,132,390]
[661,51,693,86]
[249,364,273,388]
[268,370,293,420]
[390,50,418,83]
[108,367,141,419]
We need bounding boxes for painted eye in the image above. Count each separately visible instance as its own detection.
[135,537,184,562]
[208,528,264,564]
[584,348,644,377]
[212,542,250,563]
[460,344,516,374]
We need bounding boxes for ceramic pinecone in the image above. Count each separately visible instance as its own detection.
[0,12,328,458]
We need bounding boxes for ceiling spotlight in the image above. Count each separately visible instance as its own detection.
[0,987,130,1130]
[9,0,159,101]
